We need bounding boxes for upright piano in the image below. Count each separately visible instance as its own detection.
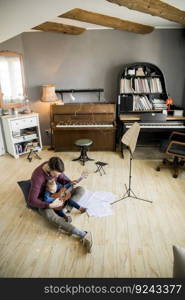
[51,103,116,151]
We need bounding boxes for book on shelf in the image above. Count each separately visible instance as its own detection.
[133,95,152,111]
[119,95,133,111]
[121,77,163,94]
[152,99,167,110]
[150,78,162,93]
[15,141,40,154]
[120,78,134,93]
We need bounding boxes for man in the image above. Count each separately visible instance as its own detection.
[28,156,92,253]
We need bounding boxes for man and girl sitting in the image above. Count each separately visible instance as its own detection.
[28,157,92,253]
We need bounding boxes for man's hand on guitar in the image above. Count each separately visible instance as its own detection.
[49,198,65,210]
[59,191,71,202]
[53,192,71,210]
[54,200,65,211]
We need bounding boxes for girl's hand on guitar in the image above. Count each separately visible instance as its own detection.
[72,171,89,185]
[71,180,78,185]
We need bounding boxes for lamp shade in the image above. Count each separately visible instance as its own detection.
[41,84,58,102]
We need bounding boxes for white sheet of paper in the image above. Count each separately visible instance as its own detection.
[78,190,116,217]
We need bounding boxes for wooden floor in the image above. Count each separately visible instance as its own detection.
[0,149,185,278]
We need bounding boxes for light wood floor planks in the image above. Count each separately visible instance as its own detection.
[0,149,185,278]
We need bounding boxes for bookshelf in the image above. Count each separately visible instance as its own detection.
[117,62,168,115]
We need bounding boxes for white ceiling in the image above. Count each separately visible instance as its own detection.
[0,0,185,43]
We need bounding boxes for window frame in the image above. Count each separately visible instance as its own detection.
[0,51,27,108]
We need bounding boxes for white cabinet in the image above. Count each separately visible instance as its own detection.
[2,113,42,158]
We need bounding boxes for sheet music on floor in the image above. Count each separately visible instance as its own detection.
[78,190,116,217]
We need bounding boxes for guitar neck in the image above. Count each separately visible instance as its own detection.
[76,176,83,183]
[64,176,84,194]
[66,185,73,193]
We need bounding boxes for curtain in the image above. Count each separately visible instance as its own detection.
[0,56,24,103]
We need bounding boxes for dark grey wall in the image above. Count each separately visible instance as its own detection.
[1,29,185,145]
[0,34,24,54]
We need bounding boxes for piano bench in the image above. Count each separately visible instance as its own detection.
[72,139,94,166]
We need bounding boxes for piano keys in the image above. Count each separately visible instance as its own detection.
[56,123,114,128]
[125,121,185,129]
[51,103,116,151]
[119,113,185,154]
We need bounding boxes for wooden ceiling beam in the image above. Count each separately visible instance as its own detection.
[106,0,185,25]
[60,8,154,34]
[32,21,86,35]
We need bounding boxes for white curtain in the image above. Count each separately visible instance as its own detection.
[0,56,24,103]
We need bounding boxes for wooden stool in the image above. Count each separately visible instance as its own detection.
[72,139,94,165]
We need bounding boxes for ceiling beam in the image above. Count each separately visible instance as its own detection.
[32,21,86,35]
[60,8,154,34]
[106,0,185,25]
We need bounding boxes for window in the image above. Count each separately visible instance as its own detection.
[0,51,26,108]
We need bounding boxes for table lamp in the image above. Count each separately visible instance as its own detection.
[41,84,59,102]
[166,96,173,111]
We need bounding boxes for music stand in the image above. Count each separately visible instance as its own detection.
[112,122,152,205]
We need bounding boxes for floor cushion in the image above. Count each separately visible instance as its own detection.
[17,180,38,212]
[173,245,185,278]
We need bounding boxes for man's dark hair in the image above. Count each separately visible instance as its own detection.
[48,157,64,173]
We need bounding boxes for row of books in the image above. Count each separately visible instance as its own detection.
[15,142,33,154]
[133,96,152,111]
[120,77,163,94]
[15,141,39,154]
[132,96,167,111]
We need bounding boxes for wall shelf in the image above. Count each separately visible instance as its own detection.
[55,88,104,101]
